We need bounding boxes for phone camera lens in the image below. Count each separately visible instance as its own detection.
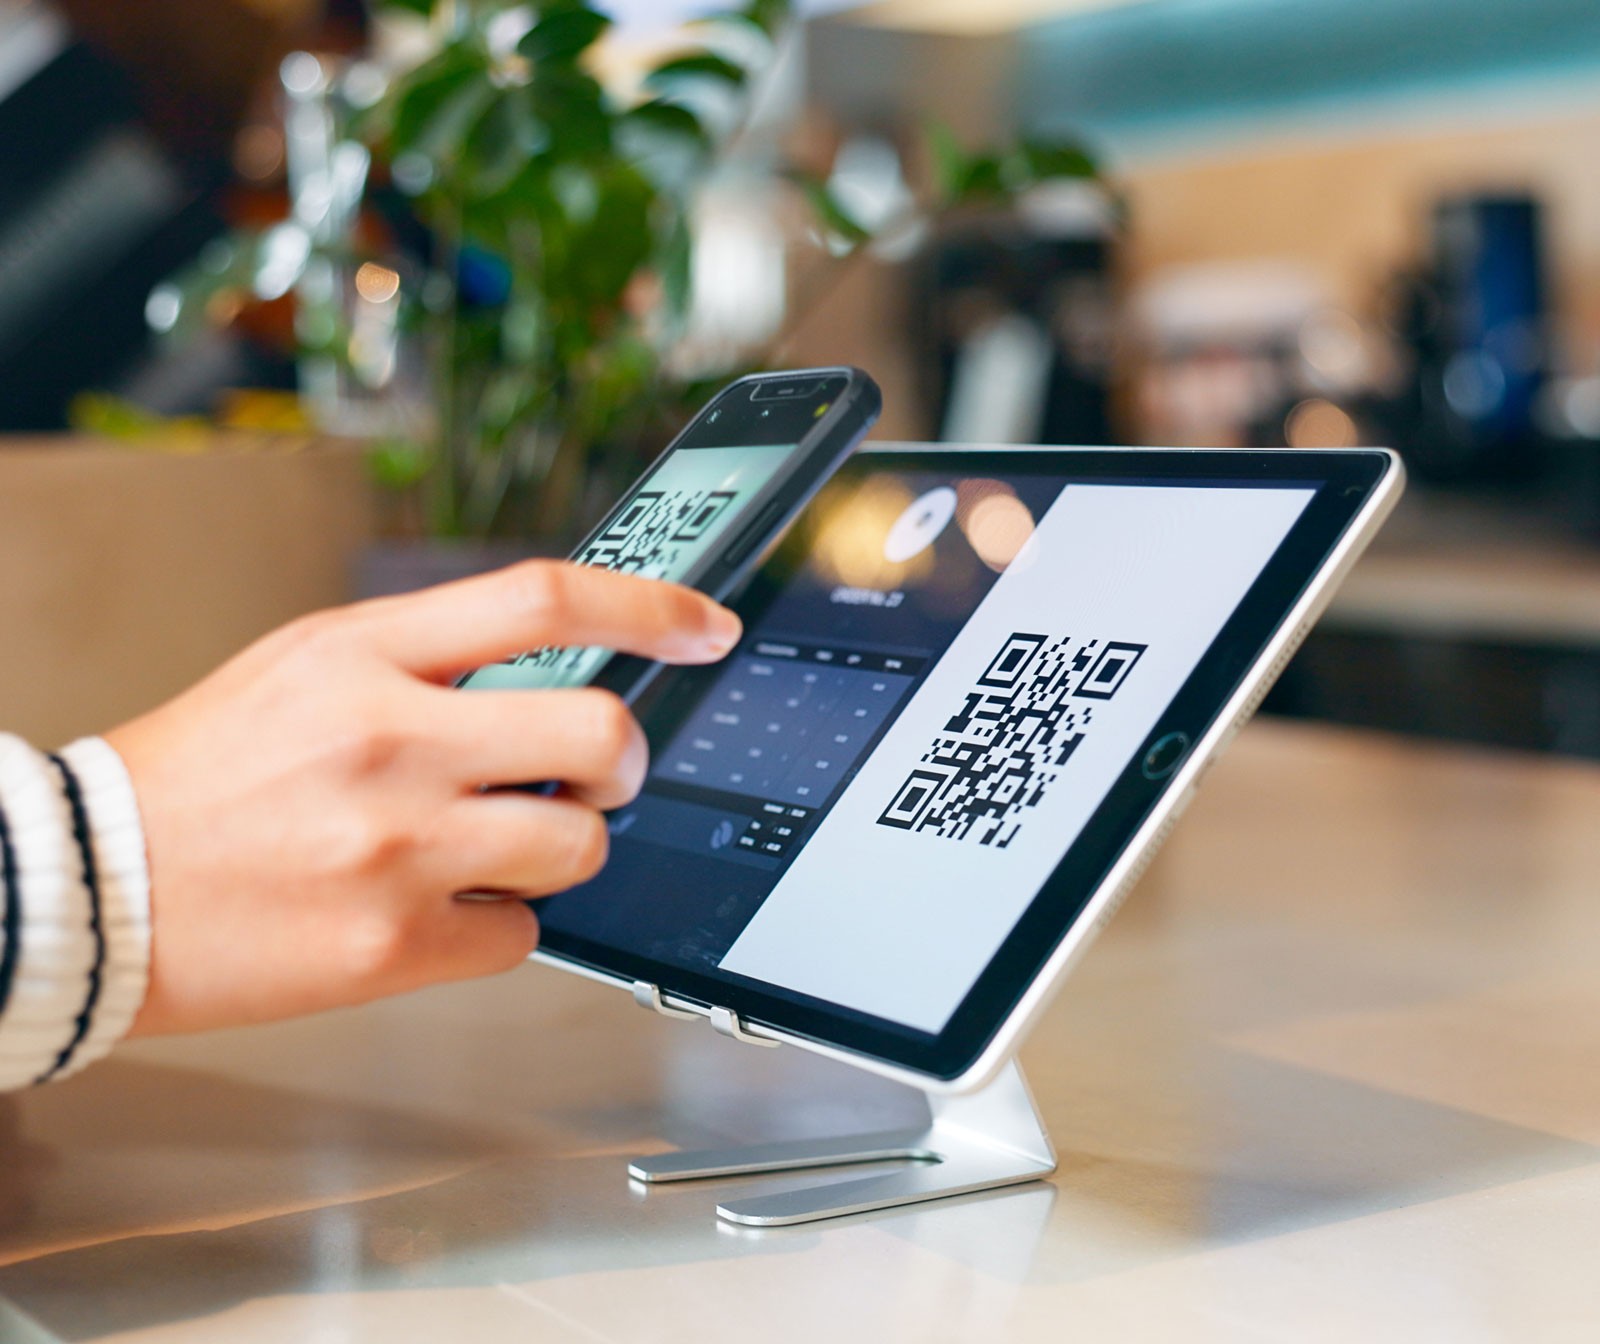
[760,408,771,417]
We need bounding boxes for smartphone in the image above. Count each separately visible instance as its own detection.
[457,366,881,702]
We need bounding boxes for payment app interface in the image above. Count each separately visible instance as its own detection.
[543,467,1317,1033]
[458,442,798,692]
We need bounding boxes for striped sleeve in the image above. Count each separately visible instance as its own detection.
[0,734,151,1088]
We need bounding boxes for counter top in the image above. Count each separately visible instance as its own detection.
[3,720,1599,1342]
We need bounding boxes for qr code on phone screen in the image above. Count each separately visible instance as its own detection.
[509,487,737,670]
[576,488,737,573]
[877,631,1147,848]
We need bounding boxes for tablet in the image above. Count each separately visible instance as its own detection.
[531,445,1404,1091]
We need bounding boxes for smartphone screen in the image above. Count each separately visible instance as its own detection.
[458,370,867,694]
[459,442,799,691]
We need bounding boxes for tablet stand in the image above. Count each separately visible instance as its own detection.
[629,1058,1056,1226]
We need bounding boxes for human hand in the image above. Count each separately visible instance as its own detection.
[104,562,741,1036]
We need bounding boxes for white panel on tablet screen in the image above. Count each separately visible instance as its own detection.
[717,483,1315,1032]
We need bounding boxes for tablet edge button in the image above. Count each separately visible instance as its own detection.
[710,1005,781,1047]
[633,980,700,1021]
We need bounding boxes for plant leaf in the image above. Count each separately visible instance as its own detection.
[923,120,969,203]
[644,52,749,92]
[618,100,711,193]
[956,153,1005,201]
[368,437,433,491]
[923,123,1101,207]
[464,86,548,198]
[518,6,611,64]
[565,163,657,302]
[621,98,710,147]
[386,43,489,157]
[1019,139,1098,181]
[551,164,600,225]
[788,171,872,245]
[695,0,791,41]
[531,65,612,158]
[657,206,694,324]
[740,0,792,36]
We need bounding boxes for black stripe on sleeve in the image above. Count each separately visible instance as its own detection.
[0,803,19,1021]
[37,754,104,1082]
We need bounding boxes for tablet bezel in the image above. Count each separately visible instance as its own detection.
[530,445,1404,1090]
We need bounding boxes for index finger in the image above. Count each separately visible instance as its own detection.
[350,560,742,680]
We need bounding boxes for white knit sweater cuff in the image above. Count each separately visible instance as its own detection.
[55,737,152,1077]
[0,735,151,1088]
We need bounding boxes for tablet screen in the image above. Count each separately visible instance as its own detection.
[538,449,1385,1074]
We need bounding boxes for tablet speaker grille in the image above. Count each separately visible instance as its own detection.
[1095,805,1183,932]
[1232,618,1312,730]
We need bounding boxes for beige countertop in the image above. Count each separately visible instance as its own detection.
[3,719,1599,1342]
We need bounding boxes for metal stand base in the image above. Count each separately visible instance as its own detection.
[628,1060,1056,1226]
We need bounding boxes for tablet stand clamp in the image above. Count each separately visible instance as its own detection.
[627,987,1056,1226]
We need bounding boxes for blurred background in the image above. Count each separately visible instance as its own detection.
[3,0,1600,762]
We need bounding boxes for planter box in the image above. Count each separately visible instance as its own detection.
[0,437,380,747]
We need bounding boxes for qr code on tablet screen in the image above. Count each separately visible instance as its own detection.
[877,632,1147,848]
[509,487,737,671]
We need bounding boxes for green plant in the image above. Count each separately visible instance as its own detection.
[368,0,771,538]
[159,0,1103,542]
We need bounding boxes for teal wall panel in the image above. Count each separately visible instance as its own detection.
[1020,0,1600,151]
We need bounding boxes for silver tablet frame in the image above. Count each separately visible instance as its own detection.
[530,444,1406,1094]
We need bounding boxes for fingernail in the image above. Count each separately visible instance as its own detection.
[702,604,742,656]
